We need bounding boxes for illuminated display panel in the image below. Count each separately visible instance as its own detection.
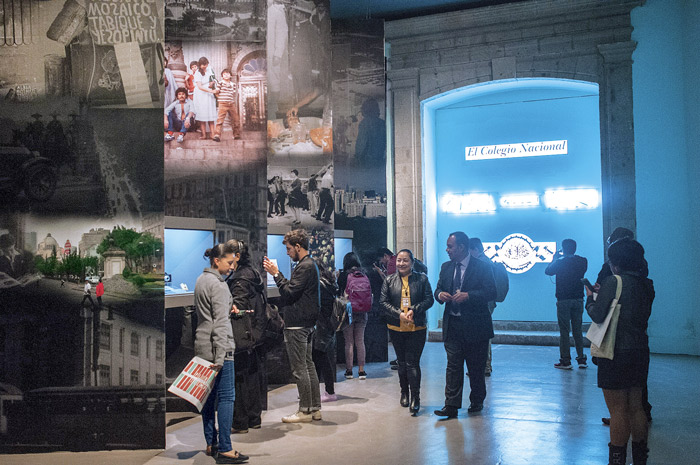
[164,229,214,296]
[429,79,604,322]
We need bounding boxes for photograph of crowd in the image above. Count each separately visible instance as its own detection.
[267,160,333,230]
[165,0,266,42]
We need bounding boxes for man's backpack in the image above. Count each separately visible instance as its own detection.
[345,270,372,313]
[492,261,509,303]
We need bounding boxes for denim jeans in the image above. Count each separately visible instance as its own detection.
[284,327,321,412]
[202,358,234,453]
[166,112,191,134]
[556,298,585,363]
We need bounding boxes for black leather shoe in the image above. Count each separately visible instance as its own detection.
[467,403,483,413]
[400,391,409,407]
[409,395,420,415]
[434,406,458,418]
[216,451,249,464]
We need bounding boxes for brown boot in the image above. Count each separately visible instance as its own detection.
[632,440,648,465]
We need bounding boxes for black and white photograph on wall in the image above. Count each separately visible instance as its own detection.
[267,159,333,230]
[163,40,266,147]
[331,19,387,265]
[0,0,164,107]
[0,211,165,452]
[0,105,164,216]
[266,0,331,155]
[165,0,266,42]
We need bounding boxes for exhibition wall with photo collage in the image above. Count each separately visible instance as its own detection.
[0,0,386,452]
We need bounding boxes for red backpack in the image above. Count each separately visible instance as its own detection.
[345,270,372,313]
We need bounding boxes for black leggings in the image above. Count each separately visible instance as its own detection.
[390,329,427,395]
[312,343,336,395]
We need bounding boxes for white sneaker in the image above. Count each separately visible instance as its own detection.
[176,134,184,143]
[321,392,337,402]
[164,134,174,142]
[311,410,322,421]
[281,411,312,423]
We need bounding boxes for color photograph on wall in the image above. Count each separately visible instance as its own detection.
[163,40,267,145]
[0,211,165,451]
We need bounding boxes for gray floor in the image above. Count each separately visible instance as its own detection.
[2,343,699,464]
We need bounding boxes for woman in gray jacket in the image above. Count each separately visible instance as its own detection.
[195,242,249,464]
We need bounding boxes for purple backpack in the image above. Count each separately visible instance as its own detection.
[345,270,372,313]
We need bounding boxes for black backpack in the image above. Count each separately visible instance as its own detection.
[229,272,285,352]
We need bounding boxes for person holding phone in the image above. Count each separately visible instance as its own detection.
[194,242,249,464]
[545,239,588,370]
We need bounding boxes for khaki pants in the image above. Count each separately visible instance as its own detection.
[214,101,240,139]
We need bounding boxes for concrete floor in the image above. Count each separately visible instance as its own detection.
[2,343,699,464]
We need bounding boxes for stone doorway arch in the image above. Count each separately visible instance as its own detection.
[386,0,641,259]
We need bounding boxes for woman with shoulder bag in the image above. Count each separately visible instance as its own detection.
[194,243,248,464]
[585,238,654,465]
[379,249,434,416]
[226,240,265,435]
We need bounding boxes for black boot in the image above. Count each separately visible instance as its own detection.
[609,443,627,465]
[400,391,409,407]
[409,392,420,415]
[631,440,648,465]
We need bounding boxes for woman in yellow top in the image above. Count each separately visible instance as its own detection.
[379,249,434,415]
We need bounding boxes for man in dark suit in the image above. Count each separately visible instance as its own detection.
[434,231,497,418]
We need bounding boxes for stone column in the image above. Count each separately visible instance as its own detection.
[387,67,424,258]
[597,41,638,242]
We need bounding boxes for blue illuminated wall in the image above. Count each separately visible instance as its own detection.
[632,0,700,355]
[423,79,603,327]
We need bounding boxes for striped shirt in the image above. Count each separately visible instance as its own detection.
[217,80,236,104]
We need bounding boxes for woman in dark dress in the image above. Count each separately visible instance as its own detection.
[287,169,304,225]
[586,238,654,465]
[226,240,266,434]
[379,249,434,416]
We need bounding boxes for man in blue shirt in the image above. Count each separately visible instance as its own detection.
[164,87,195,143]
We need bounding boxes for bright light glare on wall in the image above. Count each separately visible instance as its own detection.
[441,193,496,214]
[543,188,599,211]
[499,193,540,209]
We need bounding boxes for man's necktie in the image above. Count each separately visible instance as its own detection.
[452,262,461,293]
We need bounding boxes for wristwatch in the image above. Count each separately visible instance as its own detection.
[273,272,279,278]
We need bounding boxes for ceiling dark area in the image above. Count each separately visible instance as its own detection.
[330,0,531,20]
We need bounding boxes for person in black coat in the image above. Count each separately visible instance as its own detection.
[586,238,654,465]
[433,232,496,418]
[380,249,434,416]
[314,262,338,402]
[226,240,265,433]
